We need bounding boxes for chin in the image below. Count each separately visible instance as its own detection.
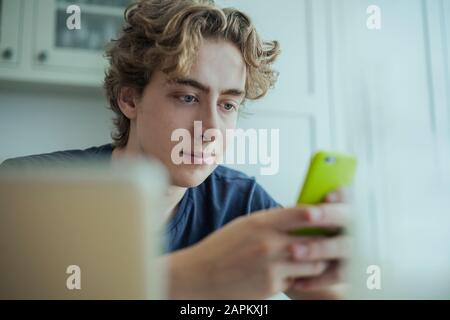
[169,164,217,187]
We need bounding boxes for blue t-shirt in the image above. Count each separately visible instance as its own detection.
[0,144,281,252]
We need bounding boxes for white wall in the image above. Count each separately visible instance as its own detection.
[0,84,112,163]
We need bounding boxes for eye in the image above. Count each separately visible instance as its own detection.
[222,103,237,112]
[179,94,199,104]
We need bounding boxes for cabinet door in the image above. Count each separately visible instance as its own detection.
[33,0,129,70]
[0,0,22,66]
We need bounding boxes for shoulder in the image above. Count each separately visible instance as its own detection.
[0,144,113,170]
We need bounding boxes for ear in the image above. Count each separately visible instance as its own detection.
[117,87,139,120]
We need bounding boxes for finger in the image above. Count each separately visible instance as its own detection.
[258,206,323,232]
[324,189,343,203]
[270,235,319,261]
[289,236,350,261]
[292,261,343,291]
[313,203,349,227]
[278,261,329,279]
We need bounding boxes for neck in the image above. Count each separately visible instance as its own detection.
[111,143,187,221]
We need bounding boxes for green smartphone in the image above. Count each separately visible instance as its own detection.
[289,150,357,237]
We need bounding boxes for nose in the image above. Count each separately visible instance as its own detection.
[195,98,220,142]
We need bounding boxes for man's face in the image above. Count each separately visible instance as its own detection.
[133,39,246,187]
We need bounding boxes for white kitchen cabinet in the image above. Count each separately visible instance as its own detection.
[33,0,128,70]
[0,0,130,86]
[0,0,22,67]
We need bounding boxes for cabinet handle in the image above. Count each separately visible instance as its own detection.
[37,51,48,62]
[1,48,13,60]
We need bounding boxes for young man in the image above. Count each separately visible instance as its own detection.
[1,0,349,299]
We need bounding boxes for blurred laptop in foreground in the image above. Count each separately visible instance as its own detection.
[0,160,168,299]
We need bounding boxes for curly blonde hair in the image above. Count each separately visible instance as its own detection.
[104,0,280,148]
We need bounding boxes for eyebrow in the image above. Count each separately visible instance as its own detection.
[169,77,245,97]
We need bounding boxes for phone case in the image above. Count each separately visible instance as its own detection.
[297,150,357,205]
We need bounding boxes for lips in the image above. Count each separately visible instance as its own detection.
[181,151,216,164]
[192,151,214,158]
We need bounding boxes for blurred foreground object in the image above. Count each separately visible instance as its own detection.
[0,159,168,299]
